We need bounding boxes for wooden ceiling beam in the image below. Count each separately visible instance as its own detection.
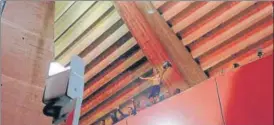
[172,1,224,34]
[54,1,96,41]
[130,1,207,86]
[209,38,273,76]
[83,24,129,66]
[57,10,121,65]
[81,62,151,116]
[54,1,113,58]
[162,1,194,21]
[151,1,167,9]
[55,1,75,22]
[191,3,272,58]
[183,1,256,45]
[84,37,137,83]
[80,81,152,125]
[84,50,145,99]
[200,19,273,70]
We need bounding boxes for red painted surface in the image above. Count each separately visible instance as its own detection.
[216,54,273,125]
[111,54,273,125]
[119,78,223,125]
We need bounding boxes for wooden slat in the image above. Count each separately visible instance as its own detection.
[183,1,256,45]
[84,37,137,82]
[152,1,167,9]
[54,1,96,41]
[80,81,152,125]
[162,2,194,21]
[200,21,273,70]
[81,62,151,116]
[209,39,273,76]
[55,1,75,22]
[191,4,273,58]
[84,50,145,99]
[54,1,113,58]
[172,1,224,34]
[83,24,129,65]
[57,10,121,65]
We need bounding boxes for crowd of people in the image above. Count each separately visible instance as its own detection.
[99,61,182,125]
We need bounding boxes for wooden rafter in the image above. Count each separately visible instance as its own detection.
[172,1,224,34]
[55,1,75,22]
[81,62,151,116]
[54,1,96,41]
[57,10,121,65]
[183,1,256,45]
[200,18,273,70]
[190,3,273,58]
[83,50,145,99]
[84,37,137,82]
[55,1,113,58]
[162,1,194,21]
[80,81,152,125]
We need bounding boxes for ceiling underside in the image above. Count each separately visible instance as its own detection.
[54,1,273,124]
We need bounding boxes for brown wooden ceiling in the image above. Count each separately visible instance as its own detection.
[55,1,273,125]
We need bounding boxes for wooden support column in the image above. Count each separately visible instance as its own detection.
[114,1,207,87]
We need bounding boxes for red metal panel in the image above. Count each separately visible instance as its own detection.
[216,54,273,125]
[126,78,223,125]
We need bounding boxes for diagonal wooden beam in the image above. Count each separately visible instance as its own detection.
[81,62,151,116]
[84,50,145,99]
[172,1,224,34]
[83,24,129,66]
[191,3,273,58]
[183,1,256,45]
[151,1,167,9]
[133,1,208,86]
[54,1,113,58]
[55,1,75,22]
[57,10,121,65]
[209,38,273,76]
[84,37,137,83]
[80,80,152,125]
[114,1,207,88]
[54,1,96,41]
[162,1,194,21]
[200,19,273,70]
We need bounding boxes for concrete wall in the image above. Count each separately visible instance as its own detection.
[1,1,54,125]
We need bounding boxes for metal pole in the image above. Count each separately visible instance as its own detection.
[1,0,6,16]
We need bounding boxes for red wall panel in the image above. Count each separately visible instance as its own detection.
[216,55,273,125]
[125,78,223,125]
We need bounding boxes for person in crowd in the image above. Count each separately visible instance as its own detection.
[99,120,105,125]
[173,88,181,95]
[139,61,172,104]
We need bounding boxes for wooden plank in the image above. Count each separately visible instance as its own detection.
[152,1,167,9]
[81,62,151,116]
[80,81,152,125]
[183,1,256,45]
[191,4,273,58]
[162,1,194,21]
[200,21,273,70]
[55,1,75,22]
[83,24,129,66]
[134,1,207,86]
[57,10,121,65]
[84,37,137,83]
[209,39,273,76]
[114,2,189,89]
[54,1,113,58]
[84,50,145,99]
[172,1,224,34]
[54,1,96,41]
